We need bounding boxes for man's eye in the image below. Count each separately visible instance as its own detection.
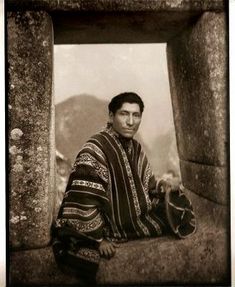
[134,114,141,118]
[120,112,128,116]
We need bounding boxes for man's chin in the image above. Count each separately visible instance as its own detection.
[120,132,135,139]
[112,126,137,139]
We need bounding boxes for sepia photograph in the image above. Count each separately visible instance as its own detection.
[6,0,231,286]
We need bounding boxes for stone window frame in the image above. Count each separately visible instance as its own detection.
[8,1,230,285]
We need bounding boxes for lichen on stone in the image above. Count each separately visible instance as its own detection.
[37,146,43,152]
[166,0,183,8]
[11,128,23,140]
[16,155,23,162]
[35,207,42,213]
[10,215,20,224]
[20,215,27,221]
[42,40,48,47]
[13,163,23,173]
[9,145,22,155]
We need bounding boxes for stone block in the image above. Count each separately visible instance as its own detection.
[9,190,230,285]
[183,188,228,229]
[8,11,55,249]
[10,213,230,285]
[167,12,228,167]
[7,0,225,12]
[180,160,228,204]
[97,190,230,285]
[7,0,226,44]
[97,227,229,285]
[10,247,81,285]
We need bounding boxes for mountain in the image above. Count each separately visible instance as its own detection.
[55,94,151,213]
[55,94,150,162]
[55,94,108,162]
[150,130,180,177]
[55,94,179,181]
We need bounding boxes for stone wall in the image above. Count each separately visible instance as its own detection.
[9,189,229,285]
[167,12,228,205]
[8,11,55,250]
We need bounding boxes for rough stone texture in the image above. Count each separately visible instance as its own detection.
[167,12,228,166]
[167,12,228,203]
[10,247,82,285]
[8,11,55,249]
[10,190,230,286]
[183,187,228,229]
[52,11,202,44]
[7,1,226,44]
[7,0,225,12]
[180,160,228,204]
[97,189,230,285]
[7,2,229,285]
[97,228,228,285]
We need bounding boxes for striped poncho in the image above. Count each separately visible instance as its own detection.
[53,126,196,280]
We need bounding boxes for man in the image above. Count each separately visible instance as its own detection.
[52,92,196,283]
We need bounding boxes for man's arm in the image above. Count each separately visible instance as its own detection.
[55,144,119,258]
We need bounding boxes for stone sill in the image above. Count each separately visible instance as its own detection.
[10,191,230,285]
[10,222,229,285]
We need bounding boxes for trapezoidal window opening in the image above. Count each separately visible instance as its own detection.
[53,43,180,217]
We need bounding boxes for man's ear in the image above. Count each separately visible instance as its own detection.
[109,112,114,123]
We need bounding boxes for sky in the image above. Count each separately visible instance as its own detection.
[54,44,175,148]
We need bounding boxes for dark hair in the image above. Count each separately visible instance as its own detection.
[108,92,144,114]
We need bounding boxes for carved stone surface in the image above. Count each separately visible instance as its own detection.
[7,0,225,12]
[52,11,203,44]
[6,1,226,44]
[180,160,228,204]
[10,246,82,285]
[10,190,230,285]
[7,2,229,286]
[167,12,228,166]
[8,11,55,249]
[167,12,228,203]
[97,189,229,285]
[97,227,229,285]
[183,188,228,229]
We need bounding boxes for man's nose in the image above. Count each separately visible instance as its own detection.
[127,115,134,126]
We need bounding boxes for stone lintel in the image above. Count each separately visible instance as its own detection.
[7,0,226,12]
[180,160,228,205]
[8,11,55,249]
[52,11,202,44]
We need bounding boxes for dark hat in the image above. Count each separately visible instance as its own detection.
[165,187,196,238]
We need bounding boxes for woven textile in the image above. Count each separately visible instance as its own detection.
[52,126,196,280]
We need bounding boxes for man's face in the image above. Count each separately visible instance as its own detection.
[109,102,142,139]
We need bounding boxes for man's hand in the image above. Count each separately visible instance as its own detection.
[158,178,180,194]
[98,239,119,259]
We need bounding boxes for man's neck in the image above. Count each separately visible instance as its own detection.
[107,123,133,141]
